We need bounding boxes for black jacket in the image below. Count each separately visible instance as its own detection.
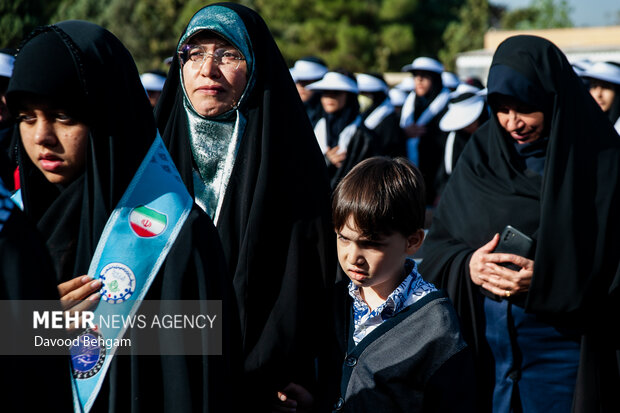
[319,283,476,413]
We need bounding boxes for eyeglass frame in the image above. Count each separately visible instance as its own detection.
[178,43,246,71]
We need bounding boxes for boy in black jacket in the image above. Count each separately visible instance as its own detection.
[323,156,475,412]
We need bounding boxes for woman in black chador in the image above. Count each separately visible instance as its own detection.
[7,20,234,411]
[420,35,620,413]
[155,3,334,409]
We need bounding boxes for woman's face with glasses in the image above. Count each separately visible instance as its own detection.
[180,32,248,117]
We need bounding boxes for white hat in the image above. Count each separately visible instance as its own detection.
[401,57,444,74]
[442,71,460,89]
[0,52,15,78]
[395,76,414,92]
[581,61,620,86]
[305,72,358,94]
[289,59,328,82]
[389,88,407,107]
[356,73,389,93]
[571,59,593,77]
[140,73,166,92]
[439,93,486,132]
[449,83,482,98]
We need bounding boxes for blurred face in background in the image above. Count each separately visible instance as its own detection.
[0,77,11,126]
[413,71,433,97]
[463,119,481,135]
[321,90,348,113]
[295,80,316,103]
[146,90,162,108]
[589,79,616,113]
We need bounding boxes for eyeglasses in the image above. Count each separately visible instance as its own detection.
[178,44,245,71]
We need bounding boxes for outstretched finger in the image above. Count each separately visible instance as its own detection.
[481,233,500,253]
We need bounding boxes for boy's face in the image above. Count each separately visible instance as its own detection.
[336,216,424,298]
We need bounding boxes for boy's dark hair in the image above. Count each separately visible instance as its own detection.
[332,156,425,238]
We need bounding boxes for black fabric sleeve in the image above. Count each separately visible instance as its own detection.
[423,346,477,413]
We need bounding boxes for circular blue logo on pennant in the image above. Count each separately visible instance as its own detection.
[71,328,106,380]
[100,263,136,304]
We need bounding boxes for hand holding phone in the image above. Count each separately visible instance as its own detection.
[470,227,535,299]
[493,225,534,271]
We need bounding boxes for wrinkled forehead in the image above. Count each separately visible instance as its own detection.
[184,31,237,50]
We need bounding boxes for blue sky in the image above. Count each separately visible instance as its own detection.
[493,0,620,27]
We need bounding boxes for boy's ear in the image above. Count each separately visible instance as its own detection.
[405,229,425,255]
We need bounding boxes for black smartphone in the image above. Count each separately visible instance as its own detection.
[493,225,534,271]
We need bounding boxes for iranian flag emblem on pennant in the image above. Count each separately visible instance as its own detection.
[129,205,167,237]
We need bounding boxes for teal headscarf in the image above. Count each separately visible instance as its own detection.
[177,5,256,220]
[178,4,255,115]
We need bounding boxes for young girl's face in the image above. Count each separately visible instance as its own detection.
[336,216,423,298]
[321,91,348,113]
[295,80,315,103]
[18,102,88,185]
[413,71,433,97]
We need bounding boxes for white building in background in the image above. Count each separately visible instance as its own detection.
[456,25,620,84]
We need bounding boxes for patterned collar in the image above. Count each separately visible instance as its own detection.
[348,258,436,344]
